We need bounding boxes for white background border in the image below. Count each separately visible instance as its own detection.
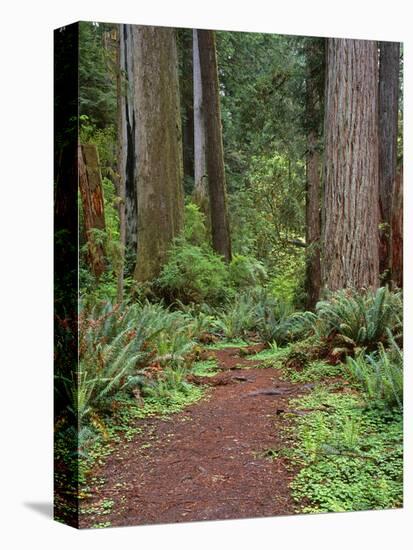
[0,1,411,548]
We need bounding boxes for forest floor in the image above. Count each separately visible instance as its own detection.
[79,344,317,528]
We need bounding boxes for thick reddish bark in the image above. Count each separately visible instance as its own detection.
[78,143,106,277]
[322,39,380,291]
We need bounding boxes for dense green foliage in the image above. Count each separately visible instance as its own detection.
[346,337,403,411]
[157,238,231,305]
[264,287,404,514]
[79,22,117,128]
[315,287,402,351]
[288,388,402,513]
[55,24,403,524]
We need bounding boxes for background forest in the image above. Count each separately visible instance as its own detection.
[54,23,403,527]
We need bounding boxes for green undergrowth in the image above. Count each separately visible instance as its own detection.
[289,388,402,513]
[275,359,403,513]
[204,338,251,350]
[191,359,219,377]
[247,343,292,363]
[281,359,343,383]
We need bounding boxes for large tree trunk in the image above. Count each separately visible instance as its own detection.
[322,39,380,291]
[391,166,403,289]
[304,39,324,310]
[119,24,138,260]
[78,143,106,278]
[378,41,400,282]
[197,29,232,262]
[133,26,184,282]
[192,29,209,219]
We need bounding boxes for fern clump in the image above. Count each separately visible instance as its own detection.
[214,292,258,339]
[55,300,199,431]
[346,331,403,411]
[316,287,402,354]
[254,289,316,344]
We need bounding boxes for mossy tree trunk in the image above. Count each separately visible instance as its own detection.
[378,41,400,283]
[132,26,184,282]
[198,29,232,262]
[322,39,380,291]
[78,143,106,278]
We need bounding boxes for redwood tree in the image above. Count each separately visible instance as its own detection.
[132,26,184,282]
[78,143,106,278]
[115,26,126,301]
[192,29,209,220]
[118,24,138,258]
[322,39,380,291]
[197,29,232,262]
[378,41,400,283]
[304,38,324,309]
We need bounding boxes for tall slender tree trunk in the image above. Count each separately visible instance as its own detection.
[378,41,400,283]
[133,26,184,282]
[197,29,232,262]
[78,143,106,278]
[192,29,209,220]
[119,24,138,260]
[322,39,380,291]
[304,39,324,310]
[116,26,126,302]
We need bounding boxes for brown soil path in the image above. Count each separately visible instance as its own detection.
[80,345,306,528]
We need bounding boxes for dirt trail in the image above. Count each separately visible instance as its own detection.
[80,345,306,528]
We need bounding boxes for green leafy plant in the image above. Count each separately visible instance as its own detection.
[156,239,231,305]
[346,333,403,411]
[214,292,258,339]
[287,388,403,513]
[229,254,267,289]
[316,287,402,354]
[182,202,208,246]
[254,292,315,344]
[151,327,194,367]
[191,359,219,377]
[141,367,201,407]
